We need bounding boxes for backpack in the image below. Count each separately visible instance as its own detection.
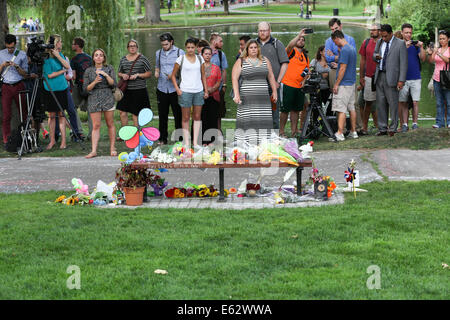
[6,126,23,153]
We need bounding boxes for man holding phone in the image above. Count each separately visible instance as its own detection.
[372,24,408,136]
[0,34,28,149]
[155,33,184,145]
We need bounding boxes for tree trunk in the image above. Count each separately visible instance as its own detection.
[379,0,384,17]
[0,0,8,49]
[223,0,229,15]
[135,0,142,15]
[313,0,316,11]
[145,0,161,24]
[160,0,165,9]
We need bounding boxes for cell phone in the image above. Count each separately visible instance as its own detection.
[304,28,314,34]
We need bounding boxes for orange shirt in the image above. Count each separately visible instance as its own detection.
[282,48,309,88]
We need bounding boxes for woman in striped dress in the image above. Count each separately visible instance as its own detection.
[231,40,278,143]
[117,39,152,128]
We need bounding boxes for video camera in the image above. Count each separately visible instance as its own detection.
[302,66,322,94]
[27,36,55,64]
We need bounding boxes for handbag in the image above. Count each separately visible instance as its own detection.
[117,54,142,92]
[112,86,123,102]
[440,63,450,89]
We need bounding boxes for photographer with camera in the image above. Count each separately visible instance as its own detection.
[0,34,29,149]
[42,34,71,150]
[330,30,358,142]
[280,29,309,138]
[398,23,426,132]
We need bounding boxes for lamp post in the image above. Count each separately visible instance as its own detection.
[305,0,310,19]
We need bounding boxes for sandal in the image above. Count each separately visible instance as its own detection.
[85,152,97,159]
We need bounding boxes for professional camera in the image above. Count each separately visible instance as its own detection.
[410,40,419,46]
[302,68,322,94]
[27,36,55,64]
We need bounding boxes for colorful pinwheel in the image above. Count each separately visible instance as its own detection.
[118,108,160,159]
[344,167,356,183]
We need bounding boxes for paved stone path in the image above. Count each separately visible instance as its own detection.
[1,149,448,209]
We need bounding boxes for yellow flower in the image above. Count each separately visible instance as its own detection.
[55,195,66,203]
[66,197,75,206]
[198,184,207,189]
[198,190,206,197]
[224,189,229,197]
[211,191,218,197]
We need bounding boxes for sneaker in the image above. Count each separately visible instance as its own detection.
[334,132,345,141]
[349,131,359,139]
[432,124,439,129]
[401,124,409,133]
[412,123,419,130]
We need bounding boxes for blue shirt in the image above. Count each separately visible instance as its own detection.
[211,50,228,89]
[43,52,68,91]
[325,34,356,64]
[155,45,184,93]
[406,45,421,80]
[0,48,28,84]
[336,44,357,86]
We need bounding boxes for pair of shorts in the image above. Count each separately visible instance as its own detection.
[43,89,68,113]
[399,79,421,102]
[281,84,305,112]
[332,84,356,113]
[178,91,204,107]
[364,76,377,102]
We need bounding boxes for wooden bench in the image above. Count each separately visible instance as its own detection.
[131,160,313,202]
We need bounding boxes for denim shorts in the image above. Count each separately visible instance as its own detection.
[178,91,204,107]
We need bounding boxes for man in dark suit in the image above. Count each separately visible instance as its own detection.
[372,24,408,136]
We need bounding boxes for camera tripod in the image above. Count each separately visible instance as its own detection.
[18,66,85,160]
[300,89,336,141]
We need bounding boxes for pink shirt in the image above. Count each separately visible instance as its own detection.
[433,47,450,82]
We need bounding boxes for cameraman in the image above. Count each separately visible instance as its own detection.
[0,34,29,149]
[398,23,426,132]
[280,29,309,138]
[42,34,71,150]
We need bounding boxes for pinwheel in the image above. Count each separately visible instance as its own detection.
[344,167,356,183]
[118,108,160,160]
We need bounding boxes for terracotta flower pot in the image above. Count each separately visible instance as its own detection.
[123,187,145,206]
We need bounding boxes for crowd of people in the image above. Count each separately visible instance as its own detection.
[17,17,41,33]
[0,19,449,157]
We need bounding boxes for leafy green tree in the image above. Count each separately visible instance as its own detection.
[0,0,8,48]
[389,0,450,42]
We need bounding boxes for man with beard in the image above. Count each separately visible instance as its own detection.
[358,23,381,134]
[280,29,309,138]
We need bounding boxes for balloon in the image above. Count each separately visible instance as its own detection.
[118,152,128,162]
[138,108,153,126]
[128,152,137,161]
[119,126,138,141]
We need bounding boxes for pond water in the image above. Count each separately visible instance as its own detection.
[130,23,436,118]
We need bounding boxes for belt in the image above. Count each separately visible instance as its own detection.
[3,80,23,86]
[379,70,386,73]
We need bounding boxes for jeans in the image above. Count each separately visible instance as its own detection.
[55,88,81,138]
[156,89,182,143]
[433,80,450,127]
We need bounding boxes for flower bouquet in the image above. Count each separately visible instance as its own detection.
[150,175,169,196]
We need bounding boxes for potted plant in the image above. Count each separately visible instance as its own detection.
[149,175,168,197]
[115,164,154,206]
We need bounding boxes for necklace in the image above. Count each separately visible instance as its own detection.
[247,57,260,67]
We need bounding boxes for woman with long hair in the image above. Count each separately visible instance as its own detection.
[117,39,152,129]
[83,49,117,158]
[231,39,277,143]
[42,34,71,150]
[201,46,221,144]
[171,38,208,148]
[427,30,450,128]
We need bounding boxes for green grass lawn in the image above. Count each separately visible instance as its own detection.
[0,180,449,299]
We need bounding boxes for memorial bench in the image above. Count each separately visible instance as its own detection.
[131,160,313,202]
